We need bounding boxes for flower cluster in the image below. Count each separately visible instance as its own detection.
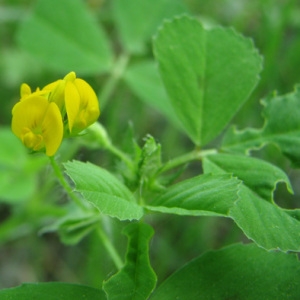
[11,72,100,156]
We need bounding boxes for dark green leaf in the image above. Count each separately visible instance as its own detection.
[64,161,143,221]
[151,243,300,300]
[16,0,112,74]
[153,16,262,145]
[0,282,106,300]
[103,223,157,300]
[222,86,300,167]
[147,174,240,216]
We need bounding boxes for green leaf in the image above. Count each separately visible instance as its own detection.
[124,60,181,128]
[64,161,143,221]
[103,222,157,300]
[222,86,300,167]
[0,127,47,203]
[112,123,142,191]
[112,0,187,53]
[138,135,162,183]
[40,209,101,245]
[153,16,262,146]
[16,0,112,74]
[285,208,300,221]
[0,282,106,300]
[230,186,300,252]
[0,206,65,245]
[150,243,300,300]
[203,153,293,202]
[203,154,300,252]
[58,216,100,245]
[147,174,240,217]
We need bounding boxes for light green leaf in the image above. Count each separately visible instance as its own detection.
[231,186,300,252]
[0,282,106,300]
[150,243,300,300]
[147,174,240,217]
[40,209,101,245]
[203,153,293,202]
[285,208,300,221]
[153,16,262,146]
[110,123,142,192]
[64,161,143,221]
[222,86,300,167]
[103,223,157,300]
[112,0,187,53]
[124,60,181,128]
[139,135,162,182]
[58,215,100,245]
[16,0,112,74]
[203,154,300,251]
[0,127,47,203]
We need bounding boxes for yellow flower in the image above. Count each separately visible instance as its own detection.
[11,71,99,156]
[19,83,49,101]
[11,94,63,156]
[43,71,100,135]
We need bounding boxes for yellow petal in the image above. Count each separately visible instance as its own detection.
[44,80,65,111]
[42,102,64,156]
[43,80,60,92]
[74,78,100,126]
[64,71,76,82]
[65,80,81,132]
[11,96,50,138]
[11,95,63,156]
[20,83,31,98]
[74,78,99,108]
[22,129,44,151]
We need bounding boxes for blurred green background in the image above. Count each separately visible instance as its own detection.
[1,0,300,289]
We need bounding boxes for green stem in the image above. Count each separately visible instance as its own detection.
[106,142,134,169]
[49,156,87,211]
[159,148,218,174]
[97,227,123,270]
[86,122,133,169]
[99,53,130,108]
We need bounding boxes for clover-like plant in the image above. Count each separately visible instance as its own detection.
[1,0,300,299]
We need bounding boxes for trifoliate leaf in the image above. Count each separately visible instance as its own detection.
[153,15,262,146]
